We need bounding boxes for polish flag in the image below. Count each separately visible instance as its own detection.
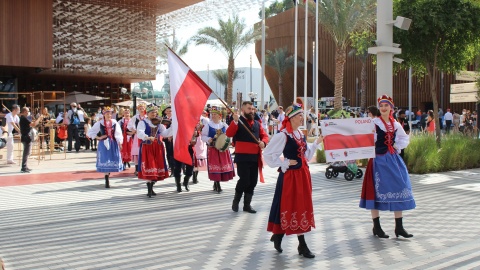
[167,48,212,165]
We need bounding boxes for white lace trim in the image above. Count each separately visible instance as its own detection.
[373,118,400,132]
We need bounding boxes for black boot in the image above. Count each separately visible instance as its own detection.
[243,193,257,214]
[270,234,284,253]
[395,217,413,238]
[213,182,218,192]
[146,182,152,198]
[127,162,131,168]
[134,164,138,176]
[183,175,190,192]
[372,217,389,238]
[297,235,315,258]
[216,182,222,193]
[232,191,243,212]
[105,174,110,188]
[151,181,156,196]
[175,176,182,193]
[192,171,198,184]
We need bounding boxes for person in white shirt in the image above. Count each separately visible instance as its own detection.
[443,108,453,134]
[5,104,21,164]
[276,106,285,133]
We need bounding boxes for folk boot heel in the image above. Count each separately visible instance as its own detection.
[372,217,389,238]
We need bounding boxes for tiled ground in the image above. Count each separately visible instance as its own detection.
[1,160,480,269]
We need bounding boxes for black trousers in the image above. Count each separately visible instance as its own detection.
[173,147,194,177]
[67,124,80,151]
[235,162,258,195]
[445,120,452,134]
[21,141,32,170]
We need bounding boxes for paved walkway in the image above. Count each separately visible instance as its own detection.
[1,151,480,269]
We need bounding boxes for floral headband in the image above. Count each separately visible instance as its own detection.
[102,107,113,115]
[285,103,303,118]
[377,94,394,108]
[146,104,158,113]
[137,102,147,109]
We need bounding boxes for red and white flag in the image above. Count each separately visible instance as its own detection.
[167,48,212,165]
[320,118,375,162]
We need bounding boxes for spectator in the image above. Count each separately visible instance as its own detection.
[66,102,81,152]
[438,108,444,130]
[5,104,20,164]
[426,110,435,135]
[19,107,43,173]
[444,108,453,134]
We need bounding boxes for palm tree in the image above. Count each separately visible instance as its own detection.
[212,69,239,100]
[349,30,375,110]
[312,0,375,110]
[266,47,303,107]
[192,15,261,105]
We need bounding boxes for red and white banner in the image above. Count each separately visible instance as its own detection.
[320,118,375,162]
[167,48,212,165]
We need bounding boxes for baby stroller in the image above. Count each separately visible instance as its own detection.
[325,160,363,181]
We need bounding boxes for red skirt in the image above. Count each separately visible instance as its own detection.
[206,147,235,181]
[120,136,133,162]
[138,141,169,181]
[267,164,315,235]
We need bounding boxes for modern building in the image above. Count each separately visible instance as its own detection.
[255,7,479,113]
[0,0,263,112]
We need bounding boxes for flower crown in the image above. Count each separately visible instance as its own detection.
[137,102,147,109]
[146,104,158,113]
[377,94,394,108]
[102,106,113,115]
[285,103,303,118]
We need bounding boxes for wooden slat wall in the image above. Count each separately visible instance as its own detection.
[256,8,477,112]
[0,0,53,68]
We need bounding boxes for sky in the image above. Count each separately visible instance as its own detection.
[152,7,264,90]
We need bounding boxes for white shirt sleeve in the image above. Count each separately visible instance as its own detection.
[136,120,148,141]
[159,124,173,137]
[305,138,322,161]
[87,121,101,139]
[113,120,123,144]
[263,132,290,173]
[394,122,410,150]
[201,123,211,143]
[127,115,136,131]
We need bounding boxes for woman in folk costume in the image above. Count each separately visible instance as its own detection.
[87,107,123,188]
[193,120,207,184]
[118,108,133,170]
[127,102,147,176]
[359,95,415,239]
[201,108,235,193]
[136,104,172,198]
[263,103,323,258]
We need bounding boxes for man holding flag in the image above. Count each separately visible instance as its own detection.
[226,101,269,214]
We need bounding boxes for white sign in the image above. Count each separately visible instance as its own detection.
[320,118,375,162]
[455,71,479,82]
[450,92,478,103]
[450,82,478,94]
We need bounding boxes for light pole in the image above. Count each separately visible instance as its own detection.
[248,92,257,106]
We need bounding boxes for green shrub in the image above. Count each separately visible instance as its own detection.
[404,134,480,173]
[327,109,351,119]
[316,149,326,163]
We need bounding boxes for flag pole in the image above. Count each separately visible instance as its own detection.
[303,0,308,128]
[293,0,298,102]
[315,0,319,137]
[210,90,260,144]
[261,0,266,111]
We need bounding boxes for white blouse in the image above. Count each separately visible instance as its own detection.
[87,119,123,145]
[373,118,410,151]
[136,118,172,141]
[263,130,322,173]
[126,114,145,131]
[201,121,229,144]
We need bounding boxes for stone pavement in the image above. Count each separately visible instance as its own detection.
[1,151,480,269]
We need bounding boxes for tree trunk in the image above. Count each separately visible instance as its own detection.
[427,65,442,145]
[227,57,235,106]
[360,60,367,110]
[224,86,228,102]
[334,46,346,111]
[278,76,283,107]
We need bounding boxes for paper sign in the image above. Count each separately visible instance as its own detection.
[320,118,375,162]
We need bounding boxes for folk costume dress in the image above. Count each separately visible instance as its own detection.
[194,123,207,168]
[264,129,319,235]
[359,117,415,211]
[127,113,146,165]
[201,121,235,182]
[136,118,172,181]
[87,119,123,173]
[118,118,133,164]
